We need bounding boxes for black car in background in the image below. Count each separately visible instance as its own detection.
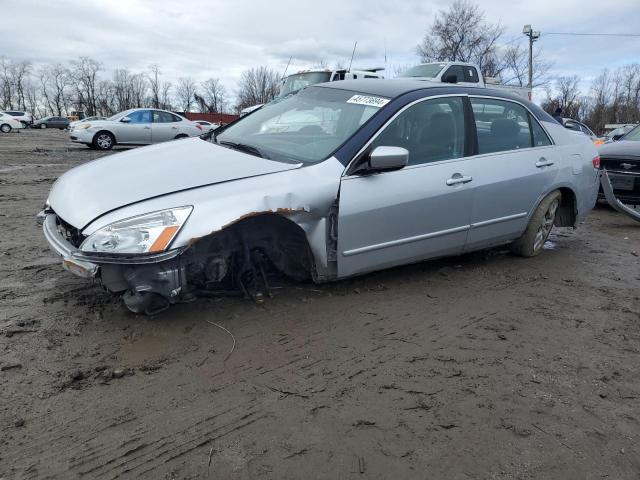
[598,125,640,205]
[31,116,70,130]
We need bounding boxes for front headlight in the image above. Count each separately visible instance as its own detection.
[78,123,91,129]
[80,206,192,254]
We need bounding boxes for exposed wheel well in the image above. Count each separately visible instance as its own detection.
[185,213,315,286]
[554,187,577,227]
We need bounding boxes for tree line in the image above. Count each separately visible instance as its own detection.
[0,57,247,118]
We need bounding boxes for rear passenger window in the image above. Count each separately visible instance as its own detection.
[530,114,552,146]
[471,98,534,154]
[443,65,465,82]
[370,97,466,166]
[153,111,177,123]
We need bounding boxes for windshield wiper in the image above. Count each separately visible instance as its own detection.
[219,141,271,160]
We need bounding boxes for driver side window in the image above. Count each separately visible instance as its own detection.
[370,97,466,166]
[127,110,151,124]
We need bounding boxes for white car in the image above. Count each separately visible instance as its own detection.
[0,112,25,133]
[69,108,204,150]
[68,116,106,130]
[2,110,33,127]
[194,120,220,132]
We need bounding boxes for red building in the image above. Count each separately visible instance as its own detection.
[179,112,239,125]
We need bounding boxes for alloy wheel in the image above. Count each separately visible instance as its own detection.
[533,198,559,251]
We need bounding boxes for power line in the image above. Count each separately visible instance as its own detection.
[543,32,640,37]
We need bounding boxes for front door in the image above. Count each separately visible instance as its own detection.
[337,95,474,278]
[117,109,152,144]
[464,97,559,251]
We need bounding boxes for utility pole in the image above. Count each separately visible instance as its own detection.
[522,25,540,88]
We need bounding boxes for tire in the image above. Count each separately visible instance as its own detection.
[510,190,562,257]
[175,134,188,139]
[0,124,11,133]
[93,131,115,150]
[40,123,47,129]
[20,121,28,128]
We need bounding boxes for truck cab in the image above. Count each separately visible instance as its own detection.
[398,62,532,101]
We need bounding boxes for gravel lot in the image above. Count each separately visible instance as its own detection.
[1,129,639,479]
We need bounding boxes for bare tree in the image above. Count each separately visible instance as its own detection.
[416,0,504,77]
[200,78,227,113]
[176,77,197,112]
[235,66,280,112]
[160,81,173,110]
[39,64,71,116]
[70,57,102,115]
[500,43,551,87]
[542,76,584,119]
[148,64,162,109]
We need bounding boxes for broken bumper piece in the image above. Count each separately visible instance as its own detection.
[42,213,98,278]
[600,170,640,222]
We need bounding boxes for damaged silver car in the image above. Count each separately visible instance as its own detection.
[41,80,600,314]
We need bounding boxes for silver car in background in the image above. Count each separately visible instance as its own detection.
[42,80,600,314]
[69,108,203,150]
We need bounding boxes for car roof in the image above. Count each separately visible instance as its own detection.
[313,78,526,103]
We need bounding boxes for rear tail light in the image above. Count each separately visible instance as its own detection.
[195,124,203,131]
[592,156,601,169]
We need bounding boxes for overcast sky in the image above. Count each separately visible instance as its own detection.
[4,0,640,103]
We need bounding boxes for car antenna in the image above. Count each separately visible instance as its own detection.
[281,56,292,80]
[348,41,357,73]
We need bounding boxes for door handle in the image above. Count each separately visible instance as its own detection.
[171,126,178,130]
[446,174,473,186]
[536,157,554,168]
[144,126,151,130]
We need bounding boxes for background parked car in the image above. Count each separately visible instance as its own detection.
[32,116,70,129]
[0,112,25,133]
[67,116,106,130]
[598,125,640,205]
[2,110,33,127]
[194,120,220,132]
[69,108,204,150]
[604,124,637,142]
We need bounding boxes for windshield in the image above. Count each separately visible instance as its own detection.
[216,87,387,164]
[277,72,332,98]
[622,125,640,141]
[107,110,131,121]
[400,64,446,78]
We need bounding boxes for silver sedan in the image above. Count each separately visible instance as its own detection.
[42,80,600,314]
[69,108,203,150]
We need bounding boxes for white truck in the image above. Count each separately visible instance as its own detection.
[398,62,532,101]
[240,67,385,116]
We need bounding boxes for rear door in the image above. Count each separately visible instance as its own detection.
[151,110,181,143]
[463,96,559,251]
[117,109,152,144]
[337,95,474,277]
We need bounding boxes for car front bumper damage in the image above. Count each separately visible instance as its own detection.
[41,212,191,314]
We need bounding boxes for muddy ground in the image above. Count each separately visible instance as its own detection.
[0,129,639,479]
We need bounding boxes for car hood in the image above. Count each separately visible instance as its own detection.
[598,140,640,159]
[48,138,302,228]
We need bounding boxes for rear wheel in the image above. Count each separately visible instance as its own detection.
[510,190,561,257]
[0,124,11,133]
[40,123,47,129]
[93,131,115,150]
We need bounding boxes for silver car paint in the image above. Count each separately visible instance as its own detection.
[70,108,200,146]
[50,138,302,229]
[45,90,600,304]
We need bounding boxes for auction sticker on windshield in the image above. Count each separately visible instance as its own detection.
[347,95,389,108]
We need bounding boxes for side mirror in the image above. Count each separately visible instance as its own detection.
[120,116,131,123]
[367,146,409,172]
[612,134,624,141]
[443,74,458,84]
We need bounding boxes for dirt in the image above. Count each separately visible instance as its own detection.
[1,129,639,479]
